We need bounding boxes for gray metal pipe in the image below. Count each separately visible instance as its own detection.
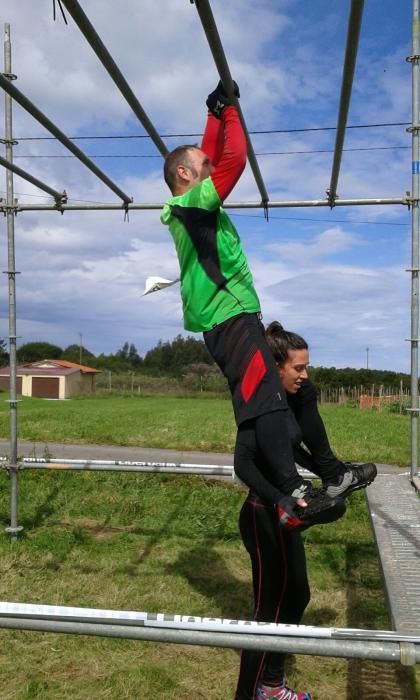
[192,0,269,205]
[410,0,420,479]
[0,73,132,204]
[3,24,21,541]
[8,459,233,476]
[327,0,365,206]
[0,616,417,663]
[0,154,66,204]
[59,0,168,157]
[0,196,407,213]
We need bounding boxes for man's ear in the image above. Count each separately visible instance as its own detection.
[176,164,190,184]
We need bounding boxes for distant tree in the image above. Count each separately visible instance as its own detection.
[61,344,96,365]
[116,341,130,360]
[17,341,62,363]
[143,335,213,375]
[0,338,8,367]
[115,341,142,369]
[309,366,410,392]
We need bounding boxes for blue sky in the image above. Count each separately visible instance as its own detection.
[0,0,415,372]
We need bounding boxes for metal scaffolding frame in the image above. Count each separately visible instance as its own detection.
[0,0,417,515]
[0,601,418,664]
[327,0,364,205]
[0,0,419,666]
[0,70,133,205]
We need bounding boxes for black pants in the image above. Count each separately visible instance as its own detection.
[204,314,303,495]
[234,493,310,700]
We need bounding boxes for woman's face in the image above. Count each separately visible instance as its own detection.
[278,348,309,394]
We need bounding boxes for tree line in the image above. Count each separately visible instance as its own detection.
[0,335,411,391]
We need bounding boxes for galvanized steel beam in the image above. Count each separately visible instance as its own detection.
[327,0,365,206]
[0,196,407,213]
[0,154,66,205]
[59,0,168,157]
[2,24,22,541]
[0,72,132,204]
[409,0,420,479]
[0,601,419,663]
[192,0,269,206]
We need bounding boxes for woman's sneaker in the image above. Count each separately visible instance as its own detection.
[324,462,377,499]
[292,481,346,528]
[256,679,312,699]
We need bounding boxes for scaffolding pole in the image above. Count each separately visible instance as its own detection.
[0,72,132,204]
[59,0,168,157]
[192,0,269,206]
[2,25,22,540]
[327,0,365,206]
[0,458,234,476]
[409,0,420,480]
[0,602,418,663]
[0,196,407,213]
[0,154,66,205]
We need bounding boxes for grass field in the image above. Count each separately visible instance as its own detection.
[0,394,418,698]
[0,393,414,465]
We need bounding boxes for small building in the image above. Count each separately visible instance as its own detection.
[0,359,100,399]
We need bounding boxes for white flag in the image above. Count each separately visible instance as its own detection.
[142,276,180,296]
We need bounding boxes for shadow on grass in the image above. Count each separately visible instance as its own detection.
[116,494,195,576]
[167,537,253,620]
[20,484,61,531]
[0,483,61,533]
[168,535,339,629]
[345,543,418,700]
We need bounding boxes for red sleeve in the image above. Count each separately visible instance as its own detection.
[203,107,247,203]
[201,112,224,167]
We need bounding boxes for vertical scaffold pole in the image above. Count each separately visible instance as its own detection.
[409,1,420,481]
[3,24,22,540]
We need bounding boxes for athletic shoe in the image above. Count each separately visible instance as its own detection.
[256,679,312,699]
[292,481,346,528]
[324,462,377,499]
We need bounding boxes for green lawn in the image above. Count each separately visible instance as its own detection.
[0,393,414,465]
[0,394,418,698]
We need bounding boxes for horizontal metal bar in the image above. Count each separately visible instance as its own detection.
[0,196,408,213]
[0,458,315,483]
[2,601,420,644]
[328,0,365,205]
[0,604,418,662]
[1,617,416,662]
[0,154,65,203]
[60,0,167,157]
[0,73,132,203]
[192,0,269,204]
[8,459,234,476]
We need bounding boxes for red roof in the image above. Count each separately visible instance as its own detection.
[35,359,100,373]
[0,359,100,376]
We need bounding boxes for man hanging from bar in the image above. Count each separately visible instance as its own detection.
[160,79,377,700]
[160,82,370,530]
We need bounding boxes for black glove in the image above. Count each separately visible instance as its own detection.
[275,495,303,531]
[206,79,240,119]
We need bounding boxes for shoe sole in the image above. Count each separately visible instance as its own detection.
[326,464,377,499]
[297,497,346,529]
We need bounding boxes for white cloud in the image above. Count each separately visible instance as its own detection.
[265,226,361,263]
[0,0,414,373]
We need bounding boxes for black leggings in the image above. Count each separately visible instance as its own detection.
[234,493,310,700]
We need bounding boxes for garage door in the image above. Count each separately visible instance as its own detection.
[0,376,22,393]
[32,377,59,399]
